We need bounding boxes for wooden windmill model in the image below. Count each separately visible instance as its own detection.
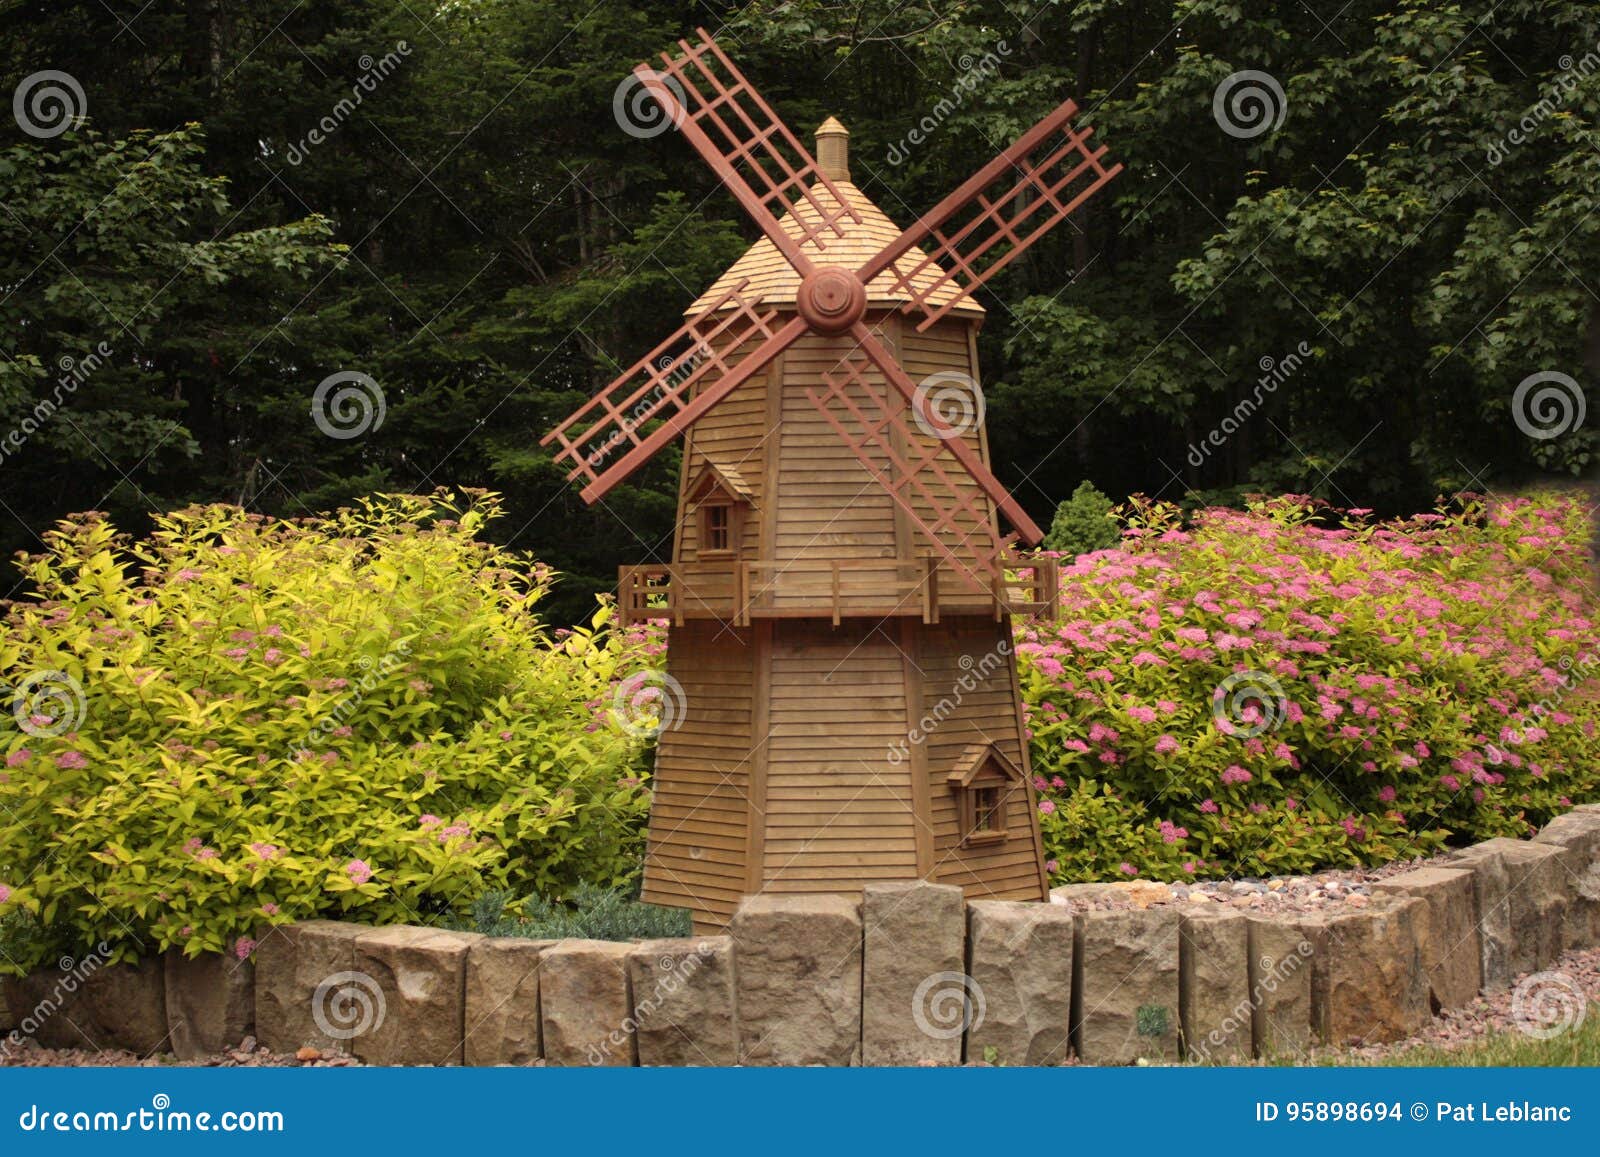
[543,30,1123,931]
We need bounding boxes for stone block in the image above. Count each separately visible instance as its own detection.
[1534,810,1600,949]
[2,952,167,1055]
[965,900,1075,1066]
[1179,906,1250,1062]
[539,940,635,1066]
[1449,839,1565,973]
[862,881,965,1066]
[1246,915,1316,1059]
[1308,896,1430,1045]
[732,893,862,1066]
[352,926,481,1065]
[253,921,367,1054]
[165,950,254,1061]
[1372,865,1480,1009]
[627,937,735,1066]
[464,937,552,1066]
[1072,907,1180,1064]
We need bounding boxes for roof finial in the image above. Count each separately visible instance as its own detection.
[815,117,849,182]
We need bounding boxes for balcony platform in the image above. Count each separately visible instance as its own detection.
[616,555,1059,628]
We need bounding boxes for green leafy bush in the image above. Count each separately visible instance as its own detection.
[1022,493,1600,882]
[0,492,656,972]
[1043,481,1121,557]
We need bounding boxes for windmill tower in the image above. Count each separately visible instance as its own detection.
[543,30,1123,930]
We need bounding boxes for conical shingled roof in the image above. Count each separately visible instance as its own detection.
[685,120,984,321]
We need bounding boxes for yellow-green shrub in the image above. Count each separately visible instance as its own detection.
[0,491,654,972]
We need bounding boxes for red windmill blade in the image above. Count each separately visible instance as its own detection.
[856,99,1124,331]
[542,28,1123,589]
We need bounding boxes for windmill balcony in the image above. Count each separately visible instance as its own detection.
[615,555,1060,629]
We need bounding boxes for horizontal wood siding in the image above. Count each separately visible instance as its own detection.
[760,621,919,891]
[640,620,756,923]
[773,330,899,586]
[914,618,1047,900]
[676,333,768,564]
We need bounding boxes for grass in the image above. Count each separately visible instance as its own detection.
[450,883,693,942]
[1324,1004,1600,1067]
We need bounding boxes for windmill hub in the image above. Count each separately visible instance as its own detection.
[797,265,866,334]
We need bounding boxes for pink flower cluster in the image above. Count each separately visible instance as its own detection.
[1022,494,1600,881]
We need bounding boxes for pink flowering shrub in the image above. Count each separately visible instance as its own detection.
[1020,493,1600,883]
[0,492,656,973]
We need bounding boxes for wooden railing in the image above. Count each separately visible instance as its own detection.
[618,555,1060,628]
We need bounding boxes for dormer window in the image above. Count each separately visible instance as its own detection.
[701,500,732,554]
[684,460,754,560]
[947,743,1026,847]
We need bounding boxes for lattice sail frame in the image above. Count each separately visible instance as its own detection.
[542,26,1124,576]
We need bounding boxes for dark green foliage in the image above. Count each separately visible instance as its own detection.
[1043,481,1120,555]
[458,885,692,942]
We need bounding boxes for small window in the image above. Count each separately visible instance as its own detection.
[702,502,731,553]
[958,780,1008,846]
[949,743,1023,848]
[972,786,1003,834]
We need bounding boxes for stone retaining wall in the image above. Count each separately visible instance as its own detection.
[5,807,1599,1065]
